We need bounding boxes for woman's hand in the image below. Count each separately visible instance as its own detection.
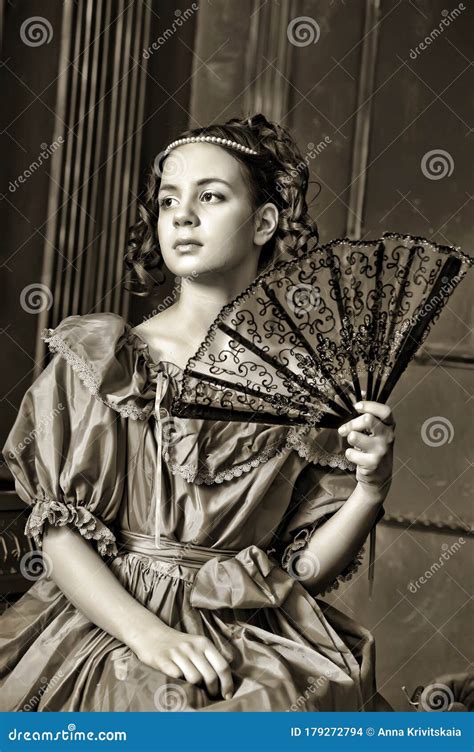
[132,620,234,700]
[338,398,396,503]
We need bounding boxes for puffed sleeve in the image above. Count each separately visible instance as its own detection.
[272,429,385,596]
[1,352,125,558]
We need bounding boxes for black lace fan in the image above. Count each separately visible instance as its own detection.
[171,233,473,429]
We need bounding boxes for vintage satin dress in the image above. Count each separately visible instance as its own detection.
[0,312,388,712]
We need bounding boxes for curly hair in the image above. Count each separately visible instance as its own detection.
[124,113,320,297]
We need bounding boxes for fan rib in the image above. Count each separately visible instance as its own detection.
[218,321,349,416]
[183,367,315,418]
[371,244,418,399]
[324,253,364,402]
[172,400,348,429]
[365,242,386,400]
[260,283,356,413]
[377,257,463,402]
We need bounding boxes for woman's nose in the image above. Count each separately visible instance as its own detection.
[173,201,198,226]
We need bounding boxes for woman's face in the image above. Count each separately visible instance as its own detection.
[156,142,272,279]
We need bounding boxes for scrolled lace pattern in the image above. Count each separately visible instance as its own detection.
[25,495,118,558]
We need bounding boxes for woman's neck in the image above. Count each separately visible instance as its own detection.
[173,265,258,332]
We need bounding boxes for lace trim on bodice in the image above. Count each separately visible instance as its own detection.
[286,427,356,471]
[41,322,355,483]
[162,436,289,485]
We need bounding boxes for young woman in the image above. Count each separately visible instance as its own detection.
[0,114,395,711]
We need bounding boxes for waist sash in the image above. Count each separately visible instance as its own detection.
[115,529,295,610]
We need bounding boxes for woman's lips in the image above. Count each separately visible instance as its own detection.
[175,242,203,252]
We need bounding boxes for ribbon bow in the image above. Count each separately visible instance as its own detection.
[189,545,296,610]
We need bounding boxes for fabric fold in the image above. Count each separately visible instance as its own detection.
[1,338,125,558]
[189,545,296,610]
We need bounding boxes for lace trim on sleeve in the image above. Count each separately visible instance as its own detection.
[279,523,365,596]
[25,495,118,558]
[41,329,153,421]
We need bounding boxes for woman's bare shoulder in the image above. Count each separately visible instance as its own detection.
[133,307,177,338]
[132,307,196,366]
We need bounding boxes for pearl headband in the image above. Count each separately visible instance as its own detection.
[162,135,259,158]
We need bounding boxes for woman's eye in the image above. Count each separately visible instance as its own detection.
[158,196,177,208]
[158,191,223,208]
[200,191,223,203]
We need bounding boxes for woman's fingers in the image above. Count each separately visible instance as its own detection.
[339,402,395,438]
[339,412,377,436]
[353,400,395,426]
[345,430,375,452]
[345,447,380,470]
[204,646,234,699]
[158,658,183,680]
[187,650,220,697]
[169,646,233,700]
[170,653,204,688]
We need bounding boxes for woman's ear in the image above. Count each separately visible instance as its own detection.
[253,202,279,247]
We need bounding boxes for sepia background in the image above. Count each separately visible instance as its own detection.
[0,0,472,711]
